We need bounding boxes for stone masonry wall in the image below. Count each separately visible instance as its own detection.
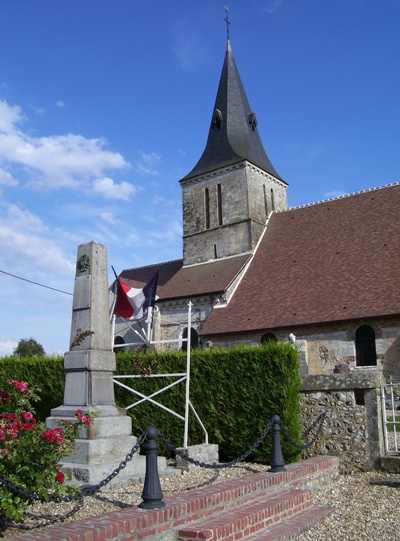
[300,370,385,473]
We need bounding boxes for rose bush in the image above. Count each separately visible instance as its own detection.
[0,379,95,525]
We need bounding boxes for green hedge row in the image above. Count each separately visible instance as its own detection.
[114,342,302,464]
[0,356,64,421]
[0,342,302,464]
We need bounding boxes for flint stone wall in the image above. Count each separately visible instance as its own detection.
[300,369,385,473]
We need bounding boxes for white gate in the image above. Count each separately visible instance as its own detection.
[381,379,400,454]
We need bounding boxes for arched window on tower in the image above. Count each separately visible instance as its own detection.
[217,184,223,225]
[205,188,210,229]
[355,325,377,367]
[182,327,199,352]
[271,188,275,212]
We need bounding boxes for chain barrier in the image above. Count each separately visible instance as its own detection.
[0,431,147,504]
[0,412,327,506]
[280,411,326,450]
[158,417,274,469]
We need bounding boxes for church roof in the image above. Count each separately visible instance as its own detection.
[120,253,251,301]
[200,183,400,336]
[180,40,284,183]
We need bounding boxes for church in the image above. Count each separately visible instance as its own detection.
[115,39,400,380]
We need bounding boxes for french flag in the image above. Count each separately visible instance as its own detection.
[110,272,158,320]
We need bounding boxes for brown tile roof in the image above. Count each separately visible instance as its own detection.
[120,254,251,301]
[201,184,400,336]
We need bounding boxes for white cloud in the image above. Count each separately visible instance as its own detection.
[0,169,18,186]
[91,177,137,200]
[0,339,17,357]
[100,212,122,225]
[152,194,176,206]
[323,190,348,199]
[0,99,130,190]
[139,151,161,164]
[136,151,161,176]
[262,0,284,14]
[5,203,46,232]
[0,99,24,133]
[0,202,74,276]
[56,100,65,108]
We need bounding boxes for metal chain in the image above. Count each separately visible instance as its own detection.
[0,412,327,505]
[81,431,147,496]
[0,431,147,503]
[280,411,326,450]
[158,417,274,469]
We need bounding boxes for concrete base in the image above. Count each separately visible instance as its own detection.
[175,444,219,470]
[47,404,171,487]
[380,455,400,473]
[61,455,180,488]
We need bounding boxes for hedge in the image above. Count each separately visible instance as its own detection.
[0,356,64,421]
[114,342,302,464]
[0,342,302,464]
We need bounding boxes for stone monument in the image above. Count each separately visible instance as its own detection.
[47,241,159,485]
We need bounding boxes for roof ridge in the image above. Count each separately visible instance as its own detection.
[121,258,182,273]
[277,182,400,213]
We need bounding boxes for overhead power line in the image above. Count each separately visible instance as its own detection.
[0,269,73,296]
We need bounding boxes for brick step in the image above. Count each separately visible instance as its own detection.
[9,457,339,541]
[167,455,339,526]
[248,504,334,541]
[177,488,314,541]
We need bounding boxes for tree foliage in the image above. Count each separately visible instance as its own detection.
[13,338,45,358]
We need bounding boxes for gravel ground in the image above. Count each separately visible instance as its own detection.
[1,465,399,540]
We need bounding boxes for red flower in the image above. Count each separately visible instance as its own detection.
[56,472,65,484]
[42,429,56,442]
[7,380,28,393]
[0,391,9,404]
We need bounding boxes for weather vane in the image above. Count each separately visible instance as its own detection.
[224,1,231,41]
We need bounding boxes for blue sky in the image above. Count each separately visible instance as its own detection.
[0,0,399,356]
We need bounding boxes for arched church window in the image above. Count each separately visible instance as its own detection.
[113,335,125,353]
[217,184,223,225]
[205,188,210,229]
[355,325,377,366]
[271,188,275,212]
[261,332,277,344]
[182,327,199,352]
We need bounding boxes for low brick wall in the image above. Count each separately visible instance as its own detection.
[300,369,385,473]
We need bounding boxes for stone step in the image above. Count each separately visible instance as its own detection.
[177,488,314,541]
[248,505,333,540]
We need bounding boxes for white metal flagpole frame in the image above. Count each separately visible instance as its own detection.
[183,301,192,448]
[112,298,206,446]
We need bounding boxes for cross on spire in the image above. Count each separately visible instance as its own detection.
[224,1,231,41]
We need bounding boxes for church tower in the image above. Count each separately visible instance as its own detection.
[180,40,288,266]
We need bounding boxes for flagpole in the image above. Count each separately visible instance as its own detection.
[111,314,116,349]
[183,301,192,448]
[145,306,153,345]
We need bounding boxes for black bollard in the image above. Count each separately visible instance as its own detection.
[268,415,287,473]
[138,427,166,509]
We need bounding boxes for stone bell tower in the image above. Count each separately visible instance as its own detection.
[180,40,288,266]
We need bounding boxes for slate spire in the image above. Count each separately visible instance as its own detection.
[182,40,284,182]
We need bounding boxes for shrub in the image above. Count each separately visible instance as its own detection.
[0,379,95,525]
